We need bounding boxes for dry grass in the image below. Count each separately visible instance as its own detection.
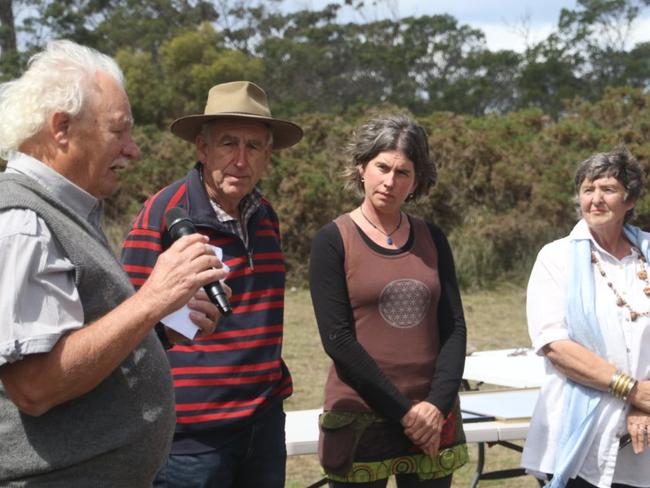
[283,284,538,488]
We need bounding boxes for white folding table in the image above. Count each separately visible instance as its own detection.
[461,349,545,487]
[463,347,545,389]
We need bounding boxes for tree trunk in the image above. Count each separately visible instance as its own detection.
[0,0,17,60]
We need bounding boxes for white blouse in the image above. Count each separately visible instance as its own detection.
[521,219,650,488]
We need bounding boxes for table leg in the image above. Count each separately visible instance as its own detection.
[470,441,543,486]
[469,442,486,488]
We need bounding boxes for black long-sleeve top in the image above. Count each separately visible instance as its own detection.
[309,216,467,423]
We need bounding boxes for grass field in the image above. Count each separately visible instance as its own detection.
[282,283,540,488]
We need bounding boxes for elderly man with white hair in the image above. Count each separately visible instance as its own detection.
[0,40,228,486]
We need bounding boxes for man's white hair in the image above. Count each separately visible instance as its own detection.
[0,39,125,160]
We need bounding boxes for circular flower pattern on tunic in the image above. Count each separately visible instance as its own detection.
[378,279,431,328]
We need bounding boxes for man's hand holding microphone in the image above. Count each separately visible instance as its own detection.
[136,207,232,343]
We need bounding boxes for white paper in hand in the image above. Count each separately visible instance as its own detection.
[161,245,228,340]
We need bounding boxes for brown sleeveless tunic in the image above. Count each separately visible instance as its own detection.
[324,214,441,411]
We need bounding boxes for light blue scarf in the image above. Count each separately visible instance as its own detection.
[549,222,650,487]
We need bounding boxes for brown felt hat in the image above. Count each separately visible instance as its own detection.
[170,81,303,149]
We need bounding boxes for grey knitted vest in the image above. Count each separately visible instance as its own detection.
[0,173,175,487]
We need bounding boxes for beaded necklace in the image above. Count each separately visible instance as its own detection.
[359,206,403,245]
[591,246,650,321]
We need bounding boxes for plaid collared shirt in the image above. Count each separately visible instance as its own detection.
[208,189,262,248]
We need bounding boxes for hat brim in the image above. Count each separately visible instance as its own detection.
[170,113,303,150]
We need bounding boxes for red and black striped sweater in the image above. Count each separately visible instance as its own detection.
[120,163,292,450]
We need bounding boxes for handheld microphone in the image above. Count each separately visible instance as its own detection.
[164,207,232,316]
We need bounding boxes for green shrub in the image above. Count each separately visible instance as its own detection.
[91,88,650,287]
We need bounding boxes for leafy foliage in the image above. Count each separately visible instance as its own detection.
[4,1,650,119]
[116,23,263,125]
[3,0,650,287]
[100,88,650,287]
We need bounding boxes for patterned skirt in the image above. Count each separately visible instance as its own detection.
[318,402,468,483]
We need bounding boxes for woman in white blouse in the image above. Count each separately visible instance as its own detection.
[522,148,650,488]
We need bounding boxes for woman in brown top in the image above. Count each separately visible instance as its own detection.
[309,114,468,487]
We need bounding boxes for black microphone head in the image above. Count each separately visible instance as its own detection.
[165,207,196,239]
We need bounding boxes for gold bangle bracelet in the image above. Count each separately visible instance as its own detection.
[609,370,623,395]
[621,378,639,402]
[617,376,633,399]
[615,376,631,399]
[609,370,638,400]
[612,373,628,398]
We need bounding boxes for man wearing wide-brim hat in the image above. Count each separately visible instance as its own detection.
[121,81,303,488]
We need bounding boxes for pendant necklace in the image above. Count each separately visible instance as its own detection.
[591,246,650,321]
[359,206,403,245]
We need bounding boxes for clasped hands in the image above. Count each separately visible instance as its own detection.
[400,401,444,457]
